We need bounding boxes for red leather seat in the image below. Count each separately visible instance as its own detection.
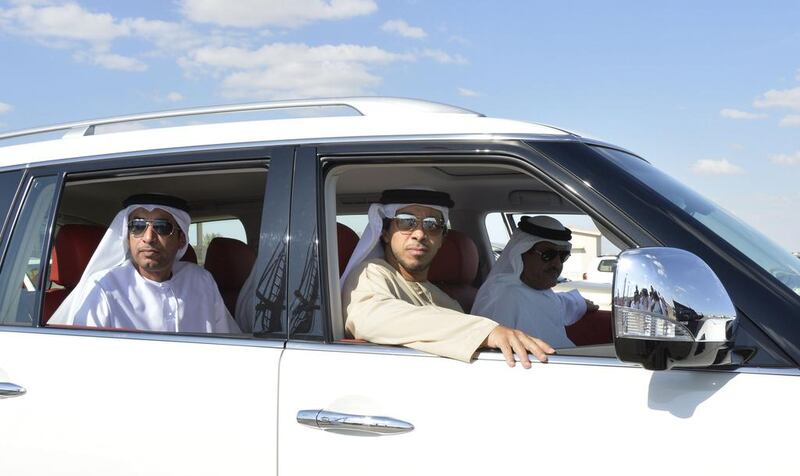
[337,223,359,277]
[428,230,479,313]
[566,309,613,346]
[203,237,256,315]
[42,224,106,323]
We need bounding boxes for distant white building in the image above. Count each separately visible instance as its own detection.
[561,228,602,281]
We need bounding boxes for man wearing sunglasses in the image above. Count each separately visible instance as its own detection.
[341,189,554,368]
[472,215,599,348]
[49,194,240,333]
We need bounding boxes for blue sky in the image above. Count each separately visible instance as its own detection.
[1,0,798,251]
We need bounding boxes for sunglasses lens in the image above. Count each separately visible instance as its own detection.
[394,216,418,232]
[151,220,174,236]
[560,251,571,263]
[540,250,558,262]
[421,218,444,235]
[128,219,175,237]
[128,220,148,236]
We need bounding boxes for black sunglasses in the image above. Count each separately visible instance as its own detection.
[128,218,177,237]
[392,213,447,235]
[529,248,571,263]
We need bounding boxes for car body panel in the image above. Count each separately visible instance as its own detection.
[279,342,799,476]
[0,329,281,476]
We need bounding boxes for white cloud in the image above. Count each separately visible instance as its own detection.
[221,62,381,99]
[754,86,800,110]
[381,19,426,39]
[691,159,745,176]
[419,48,467,64]
[125,17,202,52]
[167,92,184,102]
[182,43,409,71]
[0,102,12,114]
[0,3,129,45]
[720,108,766,120]
[448,35,469,45]
[0,3,205,72]
[770,151,800,166]
[180,43,411,99]
[457,87,479,97]
[180,0,377,28]
[78,52,148,71]
[779,114,800,127]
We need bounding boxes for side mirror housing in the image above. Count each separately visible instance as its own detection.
[612,247,737,370]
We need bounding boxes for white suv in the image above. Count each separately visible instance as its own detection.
[0,98,798,475]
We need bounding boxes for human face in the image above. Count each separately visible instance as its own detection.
[127,207,185,282]
[520,241,568,290]
[381,205,445,282]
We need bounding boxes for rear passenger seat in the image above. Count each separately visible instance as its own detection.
[203,237,256,316]
[42,224,106,324]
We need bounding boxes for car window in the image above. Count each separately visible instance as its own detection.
[328,160,635,352]
[593,146,800,296]
[39,164,268,336]
[0,176,58,326]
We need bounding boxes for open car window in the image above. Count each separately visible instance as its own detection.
[327,159,635,354]
[38,164,267,337]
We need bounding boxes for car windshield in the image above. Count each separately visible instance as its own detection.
[592,146,800,296]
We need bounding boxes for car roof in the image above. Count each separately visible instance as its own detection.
[0,97,575,169]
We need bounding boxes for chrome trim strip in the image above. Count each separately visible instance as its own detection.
[731,367,800,376]
[0,133,580,174]
[0,326,285,349]
[0,97,483,141]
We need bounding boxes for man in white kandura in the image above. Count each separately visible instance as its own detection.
[49,194,240,333]
[341,188,554,368]
[472,215,598,348]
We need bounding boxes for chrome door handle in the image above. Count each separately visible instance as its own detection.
[297,409,414,435]
[0,382,27,399]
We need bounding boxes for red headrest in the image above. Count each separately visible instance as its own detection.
[182,244,198,264]
[204,237,256,289]
[428,230,478,285]
[337,223,359,277]
[51,224,106,287]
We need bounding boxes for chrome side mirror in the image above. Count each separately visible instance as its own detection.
[612,247,737,370]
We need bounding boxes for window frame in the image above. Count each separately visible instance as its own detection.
[0,144,294,346]
[313,139,651,360]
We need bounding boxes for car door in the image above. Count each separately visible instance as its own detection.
[276,140,800,475]
[0,147,293,476]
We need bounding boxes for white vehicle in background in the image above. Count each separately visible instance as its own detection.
[582,255,618,284]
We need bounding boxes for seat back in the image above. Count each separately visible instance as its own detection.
[428,230,479,313]
[203,237,256,315]
[182,244,198,264]
[337,223,359,277]
[43,224,106,323]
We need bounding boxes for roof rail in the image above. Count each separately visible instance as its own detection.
[0,97,484,142]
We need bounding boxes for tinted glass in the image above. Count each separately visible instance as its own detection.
[593,146,800,296]
[0,176,57,326]
[0,170,23,239]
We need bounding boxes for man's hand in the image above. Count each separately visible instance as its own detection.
[482,326,555,369]
[585,299,599,313]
